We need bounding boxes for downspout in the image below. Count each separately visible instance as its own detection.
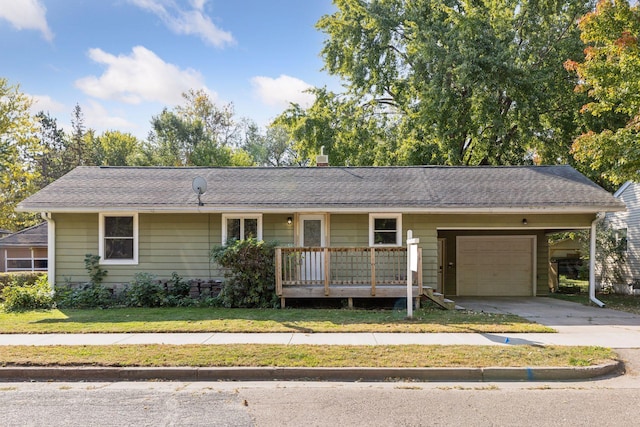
[589,213,605,308]
[40,212,55,292]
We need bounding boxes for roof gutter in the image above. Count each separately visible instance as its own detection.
[589,213,605,308]
[17,205,625,215]
[40,212,55,291]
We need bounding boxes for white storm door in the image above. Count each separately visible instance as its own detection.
[299,215,326,282]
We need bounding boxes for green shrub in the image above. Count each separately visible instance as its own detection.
[167,272,190,298]
[0,272,45,292]
[54,283,113,309]
[84,254,108,285]
[2,275,54,311]
[211,239,279,308]
[124,272,164,307]
[162,272,194,307]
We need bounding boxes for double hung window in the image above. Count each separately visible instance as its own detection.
[99,213,138,264]
[222,214,262,243]
[369,214,402,246]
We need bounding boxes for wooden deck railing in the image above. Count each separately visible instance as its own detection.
[275,247,422,297]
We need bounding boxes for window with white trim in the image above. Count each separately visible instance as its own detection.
[99,213,138,264]
[5,249,48,272]
[369,214,402,246]
[222,214,263,243]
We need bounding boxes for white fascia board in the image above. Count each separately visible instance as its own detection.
[17,205,624,215]
[437,226,592,230]
[613,181,633,198]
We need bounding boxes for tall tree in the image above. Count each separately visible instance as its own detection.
[278,0,591,166]
[175,89,239,147]
[275,88,393,166]
[242,122,299,167]
[94,130,143,166]
[31,111,67,188]
[67,104,88,166]
[146,90,252,166]
[0,78,39,230]
[566,0,640,188]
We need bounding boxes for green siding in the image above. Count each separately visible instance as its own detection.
[330,214,368,247]
[264,214,294,245]
[53,212,296,286]
[425,213,596,229]
[52,211,593,295]
[137,214,217,282]
[54,213,224,285]
[53,213,99,285]
[404,214,438,290]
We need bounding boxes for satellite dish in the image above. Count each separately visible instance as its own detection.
[192,176,207,206]
[192,176,207,195]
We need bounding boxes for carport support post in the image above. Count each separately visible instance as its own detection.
[589,216,605,307]
[407,230,420,319]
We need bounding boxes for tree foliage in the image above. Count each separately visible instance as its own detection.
[277,0,591,166]
[566,0,640,188]
[0,78,39,231]
[93,130,143,166]
[145,89,254,166]
[31,112,68,188]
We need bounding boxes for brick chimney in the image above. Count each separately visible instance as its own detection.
[316,146,329,167]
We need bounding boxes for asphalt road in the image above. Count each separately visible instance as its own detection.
[3,365,639,427]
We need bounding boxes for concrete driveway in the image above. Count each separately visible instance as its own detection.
[454,297,640,329]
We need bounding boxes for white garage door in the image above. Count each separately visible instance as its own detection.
[456,236,535,296]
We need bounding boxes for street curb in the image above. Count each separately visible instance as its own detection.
[0,360,623,382]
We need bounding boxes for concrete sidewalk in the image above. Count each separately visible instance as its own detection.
[0,327,639,348]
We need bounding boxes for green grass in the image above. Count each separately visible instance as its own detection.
[550,293,640,315]
[0,306,554,334]
[558,277,589,292]
[0,344,614,368]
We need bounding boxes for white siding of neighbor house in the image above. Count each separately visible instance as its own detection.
[603,182,640,290]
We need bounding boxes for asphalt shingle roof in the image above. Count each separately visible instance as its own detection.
[17,165,625,213]
[0,223,48,247]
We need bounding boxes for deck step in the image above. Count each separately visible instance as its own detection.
[420,289,455,310]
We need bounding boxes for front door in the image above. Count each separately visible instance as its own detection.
[299,215,325,281]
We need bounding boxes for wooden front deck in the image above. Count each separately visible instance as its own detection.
[275,247,422,306]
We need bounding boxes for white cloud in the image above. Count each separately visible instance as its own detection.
[129,0,234,48]
[251,75,315,109]
[0,0,53,41]
[75,45,212,105]
[82,100,137,132]
[28,94,65,114]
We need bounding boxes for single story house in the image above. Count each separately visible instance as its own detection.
[17,165,624,307]
[600,181,639,294]
[0,222,48,273]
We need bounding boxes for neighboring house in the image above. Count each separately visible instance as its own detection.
[16,165,624,306]
[600,181,639,293]
[0,223,48,273]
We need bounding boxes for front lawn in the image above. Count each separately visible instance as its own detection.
[0,344,612,368]
[0,306,554,334]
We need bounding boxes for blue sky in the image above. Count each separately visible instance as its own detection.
[0,0,338,138]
